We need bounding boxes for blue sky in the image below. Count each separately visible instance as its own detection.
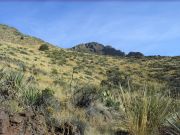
[0,1,180,56]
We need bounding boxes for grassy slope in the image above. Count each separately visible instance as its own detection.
[0,24,179,134]
[0,40,179,97]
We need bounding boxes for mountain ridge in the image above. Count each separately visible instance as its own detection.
[71,42,144,57]
[71,42,125,56]
[0,24,145,57]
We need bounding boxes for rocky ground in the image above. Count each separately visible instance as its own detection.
[0,109,82,135]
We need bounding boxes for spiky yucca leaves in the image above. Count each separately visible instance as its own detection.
[23,87,41,106]
[118,87,175,135]
[0,69,40,107]
[166,113,180,135]
[0,69,25,100]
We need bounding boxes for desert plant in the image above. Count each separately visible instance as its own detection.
[72,85,100,108]
[39,44,49,51]
[51,68,58,75]
[0,69,43,111]
[166,113,180,135]
[23,87,41,106]
[101,87,119,109]
[101,67,130,88]
[0,70,26,100]
[33,88,61,114]
[117,86,175,135]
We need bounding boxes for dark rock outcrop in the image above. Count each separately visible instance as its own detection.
[71,42,125,57]
[126,51,144,58]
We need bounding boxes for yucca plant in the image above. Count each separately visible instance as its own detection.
[0,69,26,100]
[23,87,41,106]
[117,86,175,135]
[0,69,40,107]
[166,113,180,135]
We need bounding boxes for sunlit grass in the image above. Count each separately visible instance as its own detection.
[117,86,176,135]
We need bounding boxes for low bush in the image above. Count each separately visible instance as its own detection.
[72,85,100,108]
[51,68,58,75]
[39,44,49,51]
[101,67,130,88]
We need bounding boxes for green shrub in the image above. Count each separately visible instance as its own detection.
[72,85,100,108]
[0,70,25,100]
[101,67,130,88]
[39,44,49,51]
[51,68,58,75]
[42,88,55,99]
[100,87,119,109]
[23,87,41,106]
[0,69,41,108]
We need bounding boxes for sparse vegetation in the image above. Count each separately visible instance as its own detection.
[0,24,179,135]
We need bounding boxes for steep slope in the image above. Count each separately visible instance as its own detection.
[71,42,125,56]
[0,25,179,93]
[0,24,50,46]
[0,24,179,135]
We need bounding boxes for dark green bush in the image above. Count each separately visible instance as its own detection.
[51,68,58,75]
[39,44,49,51]
[34,88,60,112]
[101,67,130,88]
[23,87,41,106]
[72,85,100,108]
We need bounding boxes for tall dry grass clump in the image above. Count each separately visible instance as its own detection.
[117,86,175,135]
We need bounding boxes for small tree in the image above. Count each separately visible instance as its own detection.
[39,44,49,51]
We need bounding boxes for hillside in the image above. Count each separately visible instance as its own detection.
[0,24,51,46]
[0,24,179,135]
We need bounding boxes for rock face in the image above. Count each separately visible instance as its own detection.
[71,42,125,57]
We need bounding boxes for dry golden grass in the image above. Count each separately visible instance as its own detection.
[0,39,179,134]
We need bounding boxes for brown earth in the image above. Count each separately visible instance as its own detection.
[0,109,81,135]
